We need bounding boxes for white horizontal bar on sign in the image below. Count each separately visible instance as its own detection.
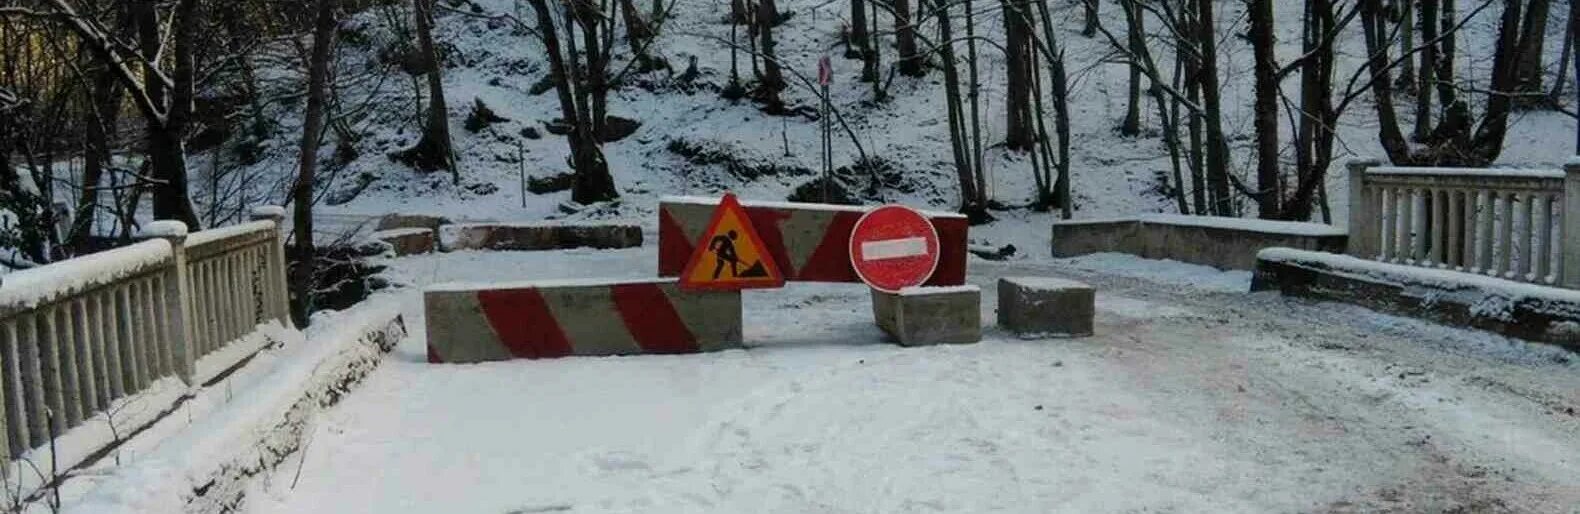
[862,237,929,260]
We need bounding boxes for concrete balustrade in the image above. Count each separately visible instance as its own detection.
[0,209,292,465]
[1347,158,1580,289]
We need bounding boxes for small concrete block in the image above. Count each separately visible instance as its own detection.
[998,277,1095,337]
[871,286,982,346]
[373,228,436,256]
[376,213,452,233]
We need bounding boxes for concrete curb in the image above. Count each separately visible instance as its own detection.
[1052,215,1347,271]
[187,308,407,513]
[1254,248,1580,349]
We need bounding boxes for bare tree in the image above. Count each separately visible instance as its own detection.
[291,0,340,326]
[1360,0,1526,166]
[1195,0,1232,215]
[395,0,458,181]
[1119,1,1143,137]
[933,0,988,221]
[1249,0,1280,218]
[1512,0,1551,103]
[896,0,923,76]
[524,0,620,203]
[1082,0,1098,37]
[1003,0,1036,150]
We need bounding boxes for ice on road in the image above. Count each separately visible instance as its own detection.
[244,248,1580,513]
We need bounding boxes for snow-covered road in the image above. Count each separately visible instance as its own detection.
[242,248,1580,513]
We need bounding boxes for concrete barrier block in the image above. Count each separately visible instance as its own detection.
[442,223,643,252]
[376,213,451,233]
[425,278,742,363]
[659,196,969,285]
[372,228,436,256]
[997,277,1095,337]
[870,286,981,346]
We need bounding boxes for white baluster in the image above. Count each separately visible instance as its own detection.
[100,291,125,401]
[38,311,67,436]
[54,305,82,429]
[16,315,45,448]
[1,321,26,457]
[1534,194,1552,283]
[1431,189,1446,266]
[1499,192,1516,278]
[1403,187,1415,262]
[71,299,100,417]
[139,278,162,380]
[1447,190,1463,270]
[117,284,145,392]
[1378,186,1394,261]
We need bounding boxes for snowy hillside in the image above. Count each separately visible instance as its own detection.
[207,0,1578,238]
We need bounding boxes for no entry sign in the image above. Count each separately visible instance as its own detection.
[849,205,941,293]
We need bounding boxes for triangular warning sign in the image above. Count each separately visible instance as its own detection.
[678,193,786,291]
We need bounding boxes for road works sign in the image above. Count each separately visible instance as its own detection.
[678,193,786,291]
[849,205,941,293]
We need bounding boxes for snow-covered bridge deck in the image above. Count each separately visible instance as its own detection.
[246,247,1580,513]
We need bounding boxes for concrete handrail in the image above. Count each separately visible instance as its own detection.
[0,207,292,465]
[1347,158,1580,289]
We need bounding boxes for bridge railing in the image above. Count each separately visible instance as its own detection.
[1347,159,1580,288]
[0,207,291,465]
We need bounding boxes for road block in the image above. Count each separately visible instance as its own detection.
[658,196,969,286]
[425,278,742,363]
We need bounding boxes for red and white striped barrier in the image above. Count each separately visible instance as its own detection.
[658,196,970,286]
[425,278,742,363]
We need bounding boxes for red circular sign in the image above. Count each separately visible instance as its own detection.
[849,205,941,293]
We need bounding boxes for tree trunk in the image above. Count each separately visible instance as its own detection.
[1082,0,1099,37]
[1514,0,1551,101]
[1361,0,1416,165]
[1196,0,1232,216]
[408,0,457,179]
[527,0,619,204]
[291,0,338,327]
[1181,1,1207,215]
[1283,0,1339,221]
[1120,1,1143,137]
[1396,0,1415,92]
[896,0,923,76]
[758,0,786,96]
[70,62,120,252]
[577,5,608,138]
[1551,3,1574,103]
[1249,0,1280,218]
[619,0,653,57]
[1415,0,1438,141]
[964,0,984,183]
[1034,0,1072,217]
[1436,0,1458,109]
[133,0,201,228]
[936,0,984,219]
[1468,0,1528,163]
[1003,0,1035,150]
[850,0,870,61]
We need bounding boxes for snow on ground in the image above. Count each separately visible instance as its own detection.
[236,247,1580,514]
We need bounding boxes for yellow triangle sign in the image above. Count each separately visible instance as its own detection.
[678,193,786,291]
